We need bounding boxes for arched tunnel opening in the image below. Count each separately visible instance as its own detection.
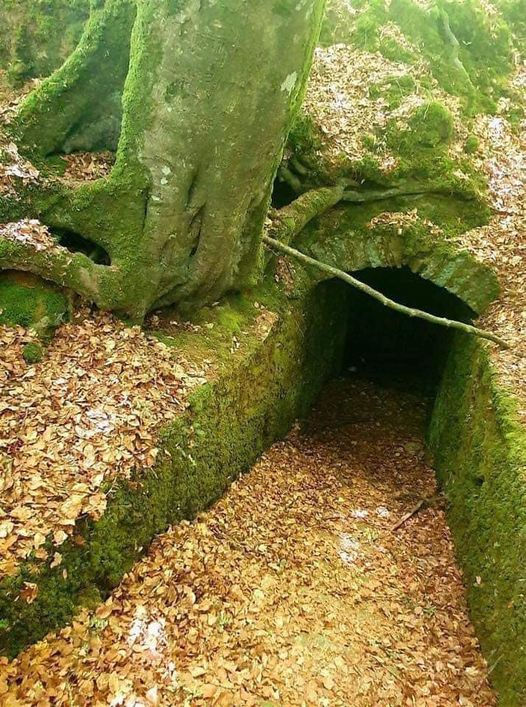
[317,265,475,396]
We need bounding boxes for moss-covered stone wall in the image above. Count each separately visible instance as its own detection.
[429,335,526,706]
[0,282,350,657]
[295,201,499,316]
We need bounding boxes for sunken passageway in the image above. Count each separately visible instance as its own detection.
[2,372,493,705]
[324,265,475,390]
[2,269,494,704]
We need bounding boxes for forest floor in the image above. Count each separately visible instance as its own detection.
[1,374,494,706]
[0,313,209,579]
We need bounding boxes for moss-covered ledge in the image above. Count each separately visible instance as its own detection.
[0,282,349,658]
[429,335,526,706]
[0,271,69,333]
[293,202,499,315]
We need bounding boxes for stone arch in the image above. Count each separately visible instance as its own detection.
[294,205,499,316]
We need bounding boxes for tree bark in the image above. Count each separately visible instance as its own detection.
[119,0,327,312]
[2,0,327,319]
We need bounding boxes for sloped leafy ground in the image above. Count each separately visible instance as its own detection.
[300,0,525,420]
[457,78,526,421]
[0,312,209,580]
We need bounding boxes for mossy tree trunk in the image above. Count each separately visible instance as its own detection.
[1,0,326,320]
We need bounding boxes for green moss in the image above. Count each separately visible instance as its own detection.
[150,293,261,368]
[0,0,89,83]
[288,113,324,156]
[22,342,44,364]
[369,74,417,109]
[0,282,349,657]
[384,101,455,159]
[295,195,498,315]
[365,97,487,199]
[14,0,135,157]
[6,25,34,86]
[407,101,454,148]
[346,0,514,113]
[0,271,68,333]
[377,34,417,65]
[464,135,480,154]
[429,335,526,705]
[361,134,378,151]
[440,0,513,109]
[499,0,526,51]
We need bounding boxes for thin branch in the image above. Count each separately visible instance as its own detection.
[263,234,510,349]
[391,495,444,532]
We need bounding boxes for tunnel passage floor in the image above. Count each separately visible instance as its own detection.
[1,376,494,706]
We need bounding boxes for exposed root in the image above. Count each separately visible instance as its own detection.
[0,220,113,306]
[267,185,345,246]
[438,9,473,88]
[341,183,469,203]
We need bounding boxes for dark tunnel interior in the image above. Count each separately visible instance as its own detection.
[327,266,475,394]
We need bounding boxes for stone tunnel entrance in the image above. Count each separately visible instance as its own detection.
[316,265,475,394]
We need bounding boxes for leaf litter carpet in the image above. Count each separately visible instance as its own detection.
[1,376,493,706]
[0,314,208,579]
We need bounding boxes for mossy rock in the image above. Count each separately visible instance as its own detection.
[408,101,454,148]
[22,342,44,364]
[0,271,68,333]
[464,135,480,154]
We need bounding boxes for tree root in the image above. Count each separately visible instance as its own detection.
[277,164,303,194]
[267,185,345,246]
[438,9,474,89]
[277,157,474,208]
[263,234,510,349]
[341,184,464,203]
[0,224,120,309]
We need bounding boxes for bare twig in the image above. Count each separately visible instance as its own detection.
[263,235,510,349]
[391,499,426,532]
[391,495,444,532]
